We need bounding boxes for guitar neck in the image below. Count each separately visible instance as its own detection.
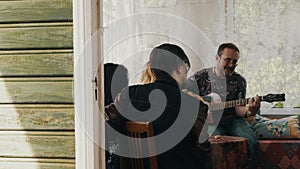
[210,96,262,111]
[182,89,285,110]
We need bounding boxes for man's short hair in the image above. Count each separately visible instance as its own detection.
[149,43,190,77]
[217,43,240,57]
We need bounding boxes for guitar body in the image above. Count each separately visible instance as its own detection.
[206,93,221,123]
[205,93,255,124]
[206,93,222,104]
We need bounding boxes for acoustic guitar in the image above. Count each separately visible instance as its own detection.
[182,89,286,111]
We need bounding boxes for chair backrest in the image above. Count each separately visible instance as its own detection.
[121,121,158,169]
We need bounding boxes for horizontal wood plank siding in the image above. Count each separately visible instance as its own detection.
[0,0,72,23]
[0,131,75,158]
[0,78,73,103]
[0,50,73,77]
[0,24,73,49]
[0,0,75,167]
[0,158,75,169]
[0,104,74,130]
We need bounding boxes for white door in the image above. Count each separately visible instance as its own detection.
[73,0,105,169]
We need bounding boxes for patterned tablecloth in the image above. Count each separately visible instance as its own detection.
[258,140,300,169]
[209,135,250,169]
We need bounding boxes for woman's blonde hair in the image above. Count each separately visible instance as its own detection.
[140,61,156,84]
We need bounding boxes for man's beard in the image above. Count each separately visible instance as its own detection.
[224,66,234,76]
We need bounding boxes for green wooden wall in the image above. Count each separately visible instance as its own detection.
[0,0,74,168]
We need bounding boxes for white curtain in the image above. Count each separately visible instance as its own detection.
[102,0,225,84]
[234,0,300,109]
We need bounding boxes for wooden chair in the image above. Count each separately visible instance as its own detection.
[120,121,158,169]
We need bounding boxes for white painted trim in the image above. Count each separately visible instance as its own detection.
[261,108,300,116]
[73,0,104,169]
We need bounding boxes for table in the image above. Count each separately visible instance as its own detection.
[209,135,250,169]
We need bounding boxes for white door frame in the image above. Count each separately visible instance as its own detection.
[73,0,104,168]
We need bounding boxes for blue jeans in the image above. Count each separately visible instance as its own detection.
[208,117,258,169]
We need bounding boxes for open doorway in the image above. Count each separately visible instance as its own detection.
[73,0,228,168]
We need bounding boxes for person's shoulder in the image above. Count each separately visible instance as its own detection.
[232,72,246,82]
[194,68,210,76]
[127,82,155,93]
[188,68,210,82]
[129,82,154,89]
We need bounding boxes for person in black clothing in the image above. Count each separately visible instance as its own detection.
[105,43,212,169]
[104,63,129,169]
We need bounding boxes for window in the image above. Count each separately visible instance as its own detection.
[232,1,300,114]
